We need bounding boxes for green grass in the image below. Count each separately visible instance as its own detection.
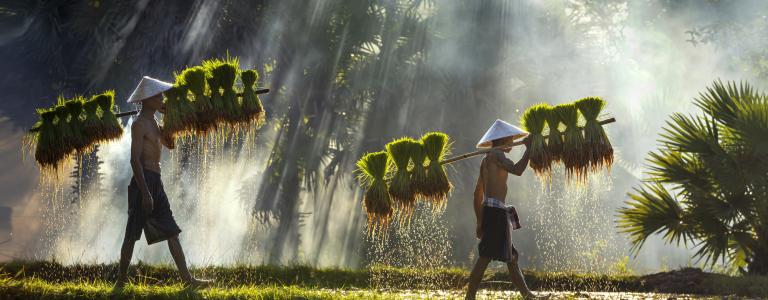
[0,277,405,300]
[0,261,766,299]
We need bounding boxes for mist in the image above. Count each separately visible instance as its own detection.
[1,0,766,274]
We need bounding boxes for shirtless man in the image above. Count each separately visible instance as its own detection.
[116,76,209,289]
[465,119,542,300]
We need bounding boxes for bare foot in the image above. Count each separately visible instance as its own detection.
[184,278,213,289]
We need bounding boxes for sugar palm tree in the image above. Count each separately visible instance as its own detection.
[618,80,768,274]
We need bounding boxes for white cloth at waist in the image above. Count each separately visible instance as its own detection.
[483,197,506,209]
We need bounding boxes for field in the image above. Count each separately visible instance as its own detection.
[0,262,766,299]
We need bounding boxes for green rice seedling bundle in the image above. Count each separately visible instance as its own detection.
[211,58,241,123]
[203,59,227,121]
[355,151,393,236]
[386,138,417,220]
[407,139,428,200]
[161,84,198,139]
[33,109,58,168]
[575,97,613,172]
[179,66,214,132]
[175,84,198,133]
[521,103,551,178]
[421,132,452,209]
[94,91,123,142]
[81,97,103,141]
[64,97,88,152]
[544,106,564,164]
[240,69,265,125]
[53,103,76,157]
[556,103,587,182]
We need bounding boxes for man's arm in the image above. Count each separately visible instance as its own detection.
[130,121,153,213]
[473,161,485,238]
[490,139,532,176]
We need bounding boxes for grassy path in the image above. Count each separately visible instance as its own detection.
[0,261,765,299]
[0,277,720,300]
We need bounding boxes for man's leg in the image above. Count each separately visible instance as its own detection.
[505,251,535,298]
[167,235,194,281]
[116,239,136,288]
[167,235,211,286]
[465,256,491,300]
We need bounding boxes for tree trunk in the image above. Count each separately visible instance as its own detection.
[748,227,768,275]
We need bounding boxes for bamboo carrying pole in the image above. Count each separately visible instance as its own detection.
[440,117,616,165]
[29,88,270,132]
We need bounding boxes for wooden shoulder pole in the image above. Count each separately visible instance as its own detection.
[440,117,616,165]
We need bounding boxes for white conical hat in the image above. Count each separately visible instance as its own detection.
[476,119,529,148]
[126,76,173,103]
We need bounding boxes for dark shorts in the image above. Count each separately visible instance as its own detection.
[125,170,182,245]
[478,206,518,262]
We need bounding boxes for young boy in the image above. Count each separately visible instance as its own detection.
[115,76,210,289]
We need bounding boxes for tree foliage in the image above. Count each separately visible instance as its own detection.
[618,80,768,274]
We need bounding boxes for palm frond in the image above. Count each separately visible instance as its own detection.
[646,151,710,190]
[618,183,692,254]
[694,80,758,128]
[731,99,768,156]
[659,113,724,156]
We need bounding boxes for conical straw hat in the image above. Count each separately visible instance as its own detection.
[126,76,173,103]
[476,119,529,148]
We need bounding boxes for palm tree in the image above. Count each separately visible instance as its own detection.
[618,80,768,275]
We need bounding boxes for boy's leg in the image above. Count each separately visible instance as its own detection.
[116,239,136,288]
[505,251,535,298]
[465,256,491,300]
[167,235,193,281]
[167,235,211,286]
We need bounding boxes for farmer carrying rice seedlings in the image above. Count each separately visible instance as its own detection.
[115,76,211,289]
[465,119,547,300]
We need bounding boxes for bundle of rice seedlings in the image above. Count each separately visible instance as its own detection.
[240,69,264,124]
[544,106,564,164]
[179,66,213,132]
[407,139,428,199]
[94,91,123,142]
[211,58,241,123]
[174,84,198,133]
[161,85,184,138]
[386,137,417,220]
[521,103,551,178]
[575,97,613,171]
[556,103,587,182]
[82,97,103,141]
[421,132,452,209]
[202,59,228,121]
[53,103,76,157]
[355,151,393,236]
[64,97,88,152]
[33,109,58,167]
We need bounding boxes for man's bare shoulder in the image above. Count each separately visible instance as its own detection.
[488,148,506,161]
[131,118,149,134]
